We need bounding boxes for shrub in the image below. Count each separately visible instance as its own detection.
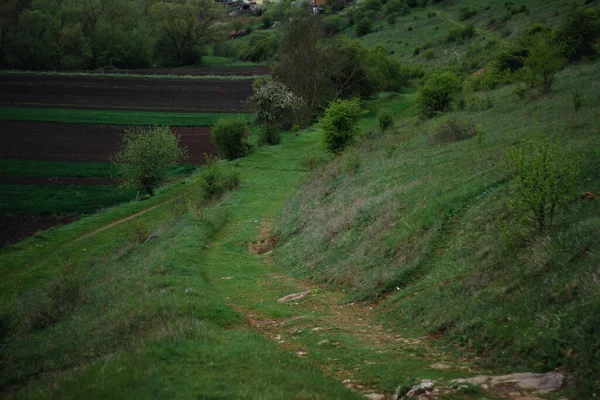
[21,261,84,331]
[112,125,187,196]
[356,17,373,36]
[238,31,278,62]
[431,116,477,143]
[557,7,600,61]
[199,154,240,199]
[213,40,238,58]
[503,134,579,235]
[521,34,567,93]
[377,109,394,132]
[459,7,477,21]
[319,98,364,154]
[416,71,462,118]
[324,15,345,36]
[246,78,305,132]
[211,118,249,160]
[259,124,281,145]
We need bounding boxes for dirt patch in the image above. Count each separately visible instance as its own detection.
[248,234,280,254]
[0,215,79,247]
[0,121,217,164]
[0,177,120,185]
[0,74,254,113]
[64,65,271,77]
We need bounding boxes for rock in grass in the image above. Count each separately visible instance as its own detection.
[452,372,573,394]
[277,290,311,303]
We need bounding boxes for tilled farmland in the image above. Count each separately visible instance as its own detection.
[0,121,216,164]
[0,70,256,245]
[0,74,254,113]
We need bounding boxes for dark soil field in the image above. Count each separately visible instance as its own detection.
[0,121,217,164]
[76,65,271,76]
[0,74,253,112]
[0,215,78,247]
[0,177,119,185]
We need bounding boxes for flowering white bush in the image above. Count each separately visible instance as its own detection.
[247,78,305,129]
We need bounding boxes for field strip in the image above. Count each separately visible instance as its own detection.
[1,71,270,80]
[0,107,251,126]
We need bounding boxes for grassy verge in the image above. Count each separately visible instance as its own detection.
[0,132,362,399]
[0,107,251,126]
[0,160,196,178]
[0,184,142,215]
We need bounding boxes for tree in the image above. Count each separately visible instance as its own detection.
[416,71,461,118]
[319,98,364,154]
[522,34,567,93]
[151,0,220,66]
[0,0,17,67]
[112,126,187,196]
[274,16,331,123]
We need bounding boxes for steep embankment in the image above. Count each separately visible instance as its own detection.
[276,61,600,396]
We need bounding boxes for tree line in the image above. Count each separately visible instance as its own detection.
[0,0,223,70]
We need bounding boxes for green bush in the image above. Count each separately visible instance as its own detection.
[557,7,600,60]
[431,116,478,143]
[324,15,345,36]
[112,125,187,196]
[521,34,567,93]
[355,17,373,36]
[238,31,278,62]
[319,98,364,154]
[259,124,281,146]
[377,110,394,132]
[199,154,240,200]
[416,71,462,118]
[211,118,249,160]
[503,135,579,235]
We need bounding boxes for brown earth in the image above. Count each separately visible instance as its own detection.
[0,215,78,247]
[68,65,271,76]
[0,177,120,185]
[0,74,254,113]
[0,121,217,164]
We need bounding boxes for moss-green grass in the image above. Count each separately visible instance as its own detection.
[0,184,143,215]
[0,160,196,178]
[276,59,600,396]
[0,107,251,126]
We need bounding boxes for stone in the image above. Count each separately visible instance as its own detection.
[364,394,385,400]
[394,380,437,400]
[184,288,195,293]
[277,290,311,303]
[452,372,573,394]
[429,363,451,370]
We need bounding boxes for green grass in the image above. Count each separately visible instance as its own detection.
[0,107,252,126]
[0,184,142,215]
[275,60,600,396]
[0,131,367,399]
[0,160,196,178]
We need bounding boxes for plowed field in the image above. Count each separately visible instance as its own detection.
[0,74,253,112]
[0,121,216,164]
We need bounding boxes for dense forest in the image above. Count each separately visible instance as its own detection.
[0,0,225,70]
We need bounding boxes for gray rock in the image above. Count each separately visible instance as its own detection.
[277,290,311,303]
[452,372,573,394]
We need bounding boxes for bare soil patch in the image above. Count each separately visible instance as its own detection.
[0,215,78,247]
[0,177,119,185]
[0,74,253,113]
[0,121,217,164]
[77,65,271,76]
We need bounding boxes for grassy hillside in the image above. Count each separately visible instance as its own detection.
[276,56,600,395]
